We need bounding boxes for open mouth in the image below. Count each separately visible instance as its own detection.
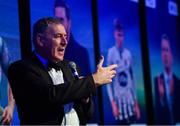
[58,47,65,52]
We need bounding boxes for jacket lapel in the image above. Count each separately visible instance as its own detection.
[30,52,54,84]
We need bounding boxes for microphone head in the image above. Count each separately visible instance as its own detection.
[69,61,79,79]
[69,61,77,70]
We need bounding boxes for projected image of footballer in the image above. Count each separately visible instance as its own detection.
[106,18,140,125]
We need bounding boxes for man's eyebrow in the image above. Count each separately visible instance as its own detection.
[54,33,67,36]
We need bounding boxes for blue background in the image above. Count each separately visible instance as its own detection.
[98,0,147,124]
[146,0,180,123]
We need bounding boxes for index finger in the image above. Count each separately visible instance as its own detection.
[108,64,118,70]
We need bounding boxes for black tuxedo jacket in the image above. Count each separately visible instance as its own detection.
[154,73,180,124]
[8,52,96,125]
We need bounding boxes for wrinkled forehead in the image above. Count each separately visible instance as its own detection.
[44,23,66,35]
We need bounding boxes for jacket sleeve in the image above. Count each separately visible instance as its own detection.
[8,61,96,108]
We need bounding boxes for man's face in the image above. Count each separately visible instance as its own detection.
[114,30,124,48]
[161,39,173,69]
[41,24,67,61]
[55,7,70,39]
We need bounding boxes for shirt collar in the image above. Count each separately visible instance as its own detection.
[115,44,124,52]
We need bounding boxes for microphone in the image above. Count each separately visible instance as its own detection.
[69,61,79,80]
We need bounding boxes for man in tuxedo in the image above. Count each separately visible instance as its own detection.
[154,34,180,125]
[54,0,91,76]
[0,36,15,125]
[7,17,117,125]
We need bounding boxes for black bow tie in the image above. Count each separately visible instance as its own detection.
[48,61,62,71]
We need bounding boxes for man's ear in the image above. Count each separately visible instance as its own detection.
[36,33,44,47]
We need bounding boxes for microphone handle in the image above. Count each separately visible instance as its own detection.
[72,68,79,80]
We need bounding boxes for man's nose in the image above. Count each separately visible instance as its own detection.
[61,36,68,45]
